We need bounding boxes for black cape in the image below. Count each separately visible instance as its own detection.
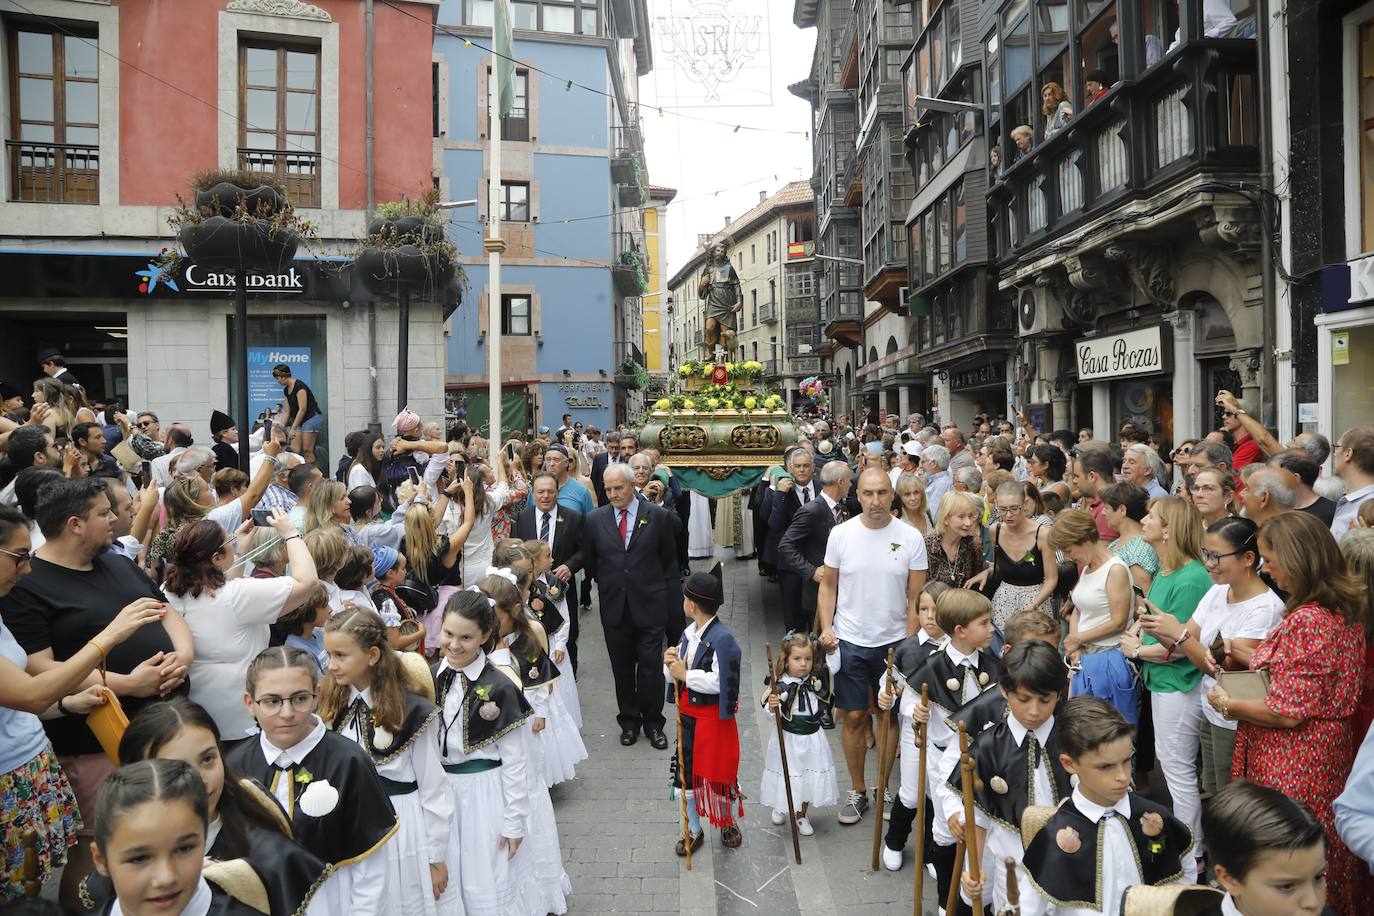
[1023,793,1193,910]
[509,624,560,690]
[225,727,397,868]
[329,688,440,766]
[944,718,1072,833]
[434,657,533,756]
[907,646,1000,715]
[759,672,833,719]
[529,574,568,636]
[894,632,946,684]
[949,685,1009,737]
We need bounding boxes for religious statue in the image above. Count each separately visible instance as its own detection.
[697,239,742,359]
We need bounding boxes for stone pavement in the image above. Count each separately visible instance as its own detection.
[557,555,942,915]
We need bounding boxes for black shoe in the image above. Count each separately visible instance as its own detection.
[620,728,638,746]
[820,708,835,730]
[646,727,669,750]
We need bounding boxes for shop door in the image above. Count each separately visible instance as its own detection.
[1200,359,1240,435]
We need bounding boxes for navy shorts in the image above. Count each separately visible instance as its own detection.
[833,639,902,711]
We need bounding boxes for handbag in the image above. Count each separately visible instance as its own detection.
[86,654,130,766]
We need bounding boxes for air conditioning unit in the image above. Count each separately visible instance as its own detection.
[1016,285,1068,338]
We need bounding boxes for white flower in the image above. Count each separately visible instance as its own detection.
[372,725,394,750]
[298,780,340,817]
[479,701,500,721]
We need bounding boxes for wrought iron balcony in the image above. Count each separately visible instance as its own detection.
[759,300,779,323]
[238,148,320,209]
[8,141,98,204]
[763,359,780,378]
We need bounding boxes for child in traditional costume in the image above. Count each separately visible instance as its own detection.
[227,647,396,916]
[1019,696,1195,916]
[941,640,1070,914]
[761,631,837,835]
[318,608,457,916]
[665,564,745,854]
[434,588,545,916]
[481,570,573,914]
[879,588,998,903]
[89,759,279,916]
[524,538,582,730]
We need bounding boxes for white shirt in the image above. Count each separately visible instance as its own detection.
[666,618,721,695]
[535,506,559,552]
[151,446,187,488]
[206,497,244,534]
[338,685,453,862]
[777,479,816,504]
[259,716,329,813]
[347,463,377,490]
[824,516,928,648]
[1071,555,1130,648]
[1191,584,1284,729]
[168,575,295,739]
[1020,789,1196,916]
[436,652,531,839]
[1332,482,1374,540]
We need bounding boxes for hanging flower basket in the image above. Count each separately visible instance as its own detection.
[355,195,464,298]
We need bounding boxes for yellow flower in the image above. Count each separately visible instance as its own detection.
[764,395,782,409]
[744,396,757,409]
[653,398,670,410]
[724,362,735,372]
[706,398,719,409]
[700,366,713,378]
[682,398,695,410]
[678,365,691,376]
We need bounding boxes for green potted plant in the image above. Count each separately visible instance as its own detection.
[614,357,648,390]
[612,247,648,296]
[356,191,463,297]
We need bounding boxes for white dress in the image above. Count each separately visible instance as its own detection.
[336,686,460,916]
[760,676,838,813]
[547,590,583,730]
[492,644,571,914]
[434,655,544,916]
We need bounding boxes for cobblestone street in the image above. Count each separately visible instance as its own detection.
[558,555,941,915]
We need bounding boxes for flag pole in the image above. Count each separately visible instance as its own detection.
[485,0,511,445]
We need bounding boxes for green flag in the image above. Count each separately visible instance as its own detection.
[494,0,515,118]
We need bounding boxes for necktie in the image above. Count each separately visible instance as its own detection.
[540,511,551,543]
[1028,733,1042,770]
[834,504,846,524]
[618,509,628,545]
[801,485,810,504]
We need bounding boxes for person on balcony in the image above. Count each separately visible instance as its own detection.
[1010,125,1034,163]
[1085,69,1109,105]
[1042,82,1074,139]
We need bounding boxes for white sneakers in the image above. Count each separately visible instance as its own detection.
[772,809,814,835]
[881,844,903,871]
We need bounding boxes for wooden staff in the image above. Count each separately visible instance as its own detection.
[871,648,896,871]
[764,643,802,865]
[1005,856,1021,915]
[672,678,692,871]
[912,684,929,916]
[958,720,983,913]
[945,838,966,916]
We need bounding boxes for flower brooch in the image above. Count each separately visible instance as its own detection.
[294,769,339,817]
[474,683,500,721]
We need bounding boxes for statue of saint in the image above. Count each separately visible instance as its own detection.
[697,240,742,359]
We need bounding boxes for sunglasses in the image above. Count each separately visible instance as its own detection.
[137,420,154,428]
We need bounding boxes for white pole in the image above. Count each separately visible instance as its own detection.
[486,64,505,444]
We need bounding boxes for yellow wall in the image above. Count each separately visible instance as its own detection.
[643,206,664,371]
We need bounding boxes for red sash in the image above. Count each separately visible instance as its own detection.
[680,701,743,827]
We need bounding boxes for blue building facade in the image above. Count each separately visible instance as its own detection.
[436,0,654,436]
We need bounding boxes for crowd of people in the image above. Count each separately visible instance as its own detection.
[0,368,714,915]
[7,356,1374,915]
[740,397,1374,915]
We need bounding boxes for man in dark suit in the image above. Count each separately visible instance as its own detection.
[777,458,853,636]
[514,471,585,671]
[584,462,680,749]
[762,447,817,626]
[590,432,632,506]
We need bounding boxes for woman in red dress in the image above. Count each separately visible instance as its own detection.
[1208,512,1370,916]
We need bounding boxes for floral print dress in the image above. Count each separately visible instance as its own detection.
[491,464,528,542]
[1231,603,1367,916]
[924,532,982,588]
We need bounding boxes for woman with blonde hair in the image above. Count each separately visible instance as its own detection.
[1209,513,1366,915]
[146,476,212,576]
[1041,80,1073,138]
[926,490,984,587]
[30,376,92,440]
[405,475,475,655]
[302,479,350,537]
[303,526,350,612]
[892,472,928,534]
[1120,496,1212,850]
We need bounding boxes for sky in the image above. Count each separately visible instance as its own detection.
[640,0,816,276]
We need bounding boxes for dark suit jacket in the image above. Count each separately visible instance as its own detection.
[513,504,584,574]
[776,496,840,612]
[590,452,611,506]
[762,482,817,566]
[583,497,679,629]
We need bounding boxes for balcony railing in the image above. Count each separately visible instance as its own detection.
[8,141,99,204]
[759,300,778,323]
[763,359,780,377]
[238,148,320,209]
[987,39,1258,260]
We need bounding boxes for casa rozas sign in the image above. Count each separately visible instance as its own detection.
[1076,325,1167,382]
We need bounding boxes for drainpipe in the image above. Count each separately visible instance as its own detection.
[365,0,379,429]
[1256,0,1277,430]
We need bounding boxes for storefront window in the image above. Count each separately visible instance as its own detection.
[1115,377,1173,439]
[230,314,329,455]
[1334,324,1374,438]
